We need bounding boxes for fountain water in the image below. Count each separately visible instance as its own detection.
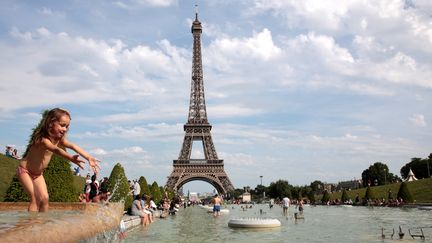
[0,202,124,243]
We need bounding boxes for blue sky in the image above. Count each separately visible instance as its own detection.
[1,0,431,193]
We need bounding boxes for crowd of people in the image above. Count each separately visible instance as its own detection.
[78,173,110,203]
[349,190,405,207]
[312,189,406,207]
[127,180,182,226]
[4,145,20,159]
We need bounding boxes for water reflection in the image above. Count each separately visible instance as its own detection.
[0,210,82,234]
[125,204,432,242]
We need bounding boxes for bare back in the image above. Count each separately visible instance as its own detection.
[213,196,222,205]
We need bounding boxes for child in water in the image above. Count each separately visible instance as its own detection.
[16,108,100,212]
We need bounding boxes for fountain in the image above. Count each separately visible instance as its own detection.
[0,202,124,243]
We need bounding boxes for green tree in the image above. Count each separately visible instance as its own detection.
[361,162,393,186]
[341,189,350,203]
[365,186,375,200]
[165,188,175,200]
[253,184,267,200]
[397,182,414,203]
[22,110,49,158]
[321,190,330,204]
[4,155,77,202]
[268,179,291,199]
[44,155,77,202]
[307,190,315,204]
[138,176,151,196]
[429,153,432,178]
[231,188,244,200]
[4,176,28,202]
[400,157,431,180]
[310,180,324,194]
[290,186,300,200]
[150,181,162,202]
[159,186,166,199]
[107,163,132,210]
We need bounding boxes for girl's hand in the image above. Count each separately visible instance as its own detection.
[89,157,101,173]
[72,155,85,170]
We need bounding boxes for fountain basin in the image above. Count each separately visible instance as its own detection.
[0,202,124,243]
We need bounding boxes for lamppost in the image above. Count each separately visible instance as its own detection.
[384,168,387,185]
[428,160,431,178]
[259,176,264,200]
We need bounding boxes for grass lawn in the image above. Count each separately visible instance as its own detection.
[0,154,20,201]
[324,178,432,203]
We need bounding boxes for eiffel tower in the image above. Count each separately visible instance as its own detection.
[165,10,235,195]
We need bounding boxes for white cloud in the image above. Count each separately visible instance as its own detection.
[37,7,65,17]
[1,1,432,188]
[208,105,263,118]
[9,27,32,41]
[72,123,183,142]
[113,0,177,9]
[287,32,354,68]
[409,114,427,127]
[0,27,190,112]
[134,0,177,7]
[251,0,350,31]
[220,152,256,167]
[207,28,281,70]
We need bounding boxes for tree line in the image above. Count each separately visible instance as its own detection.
[235,153,431,202]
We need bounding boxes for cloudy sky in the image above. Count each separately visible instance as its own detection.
[1,0,431,193]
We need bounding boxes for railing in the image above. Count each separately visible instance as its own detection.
[174,159,223,164]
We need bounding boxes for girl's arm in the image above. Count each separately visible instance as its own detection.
[61,139,100,173]
[42,138,85,169]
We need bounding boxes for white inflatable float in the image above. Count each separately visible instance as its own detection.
[207,208,229,214]
[199,205,212,210]
[228,218,281,228]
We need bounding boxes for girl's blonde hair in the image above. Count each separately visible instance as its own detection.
[23,108,71,157]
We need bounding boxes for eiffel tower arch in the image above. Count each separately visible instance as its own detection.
[165,10,235,195]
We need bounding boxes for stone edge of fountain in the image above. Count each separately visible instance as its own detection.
[0,202,124,243]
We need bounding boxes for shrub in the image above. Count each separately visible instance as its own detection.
[159,186,166,199]
[44,155,77,202]
[397,182,414,203]
[107,163,132,210]
[365,186,375,200]
[138,176,150,196]
[307,190,315,204]
[3,176,28,202]
[321,190,330,203]
[4,155,77,202]
[341,189,350,203]
[150,181,162,202]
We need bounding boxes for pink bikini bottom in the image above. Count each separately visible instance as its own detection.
[16,166,42,180]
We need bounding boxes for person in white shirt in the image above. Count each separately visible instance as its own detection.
[282,196,290,216]
[133,180,141,197]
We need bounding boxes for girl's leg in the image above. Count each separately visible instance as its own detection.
[17,172,38,212]
[33,176,49,212]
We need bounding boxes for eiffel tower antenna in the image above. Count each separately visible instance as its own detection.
[165,7,235,195]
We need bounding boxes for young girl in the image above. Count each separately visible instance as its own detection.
[17,108,100,212]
